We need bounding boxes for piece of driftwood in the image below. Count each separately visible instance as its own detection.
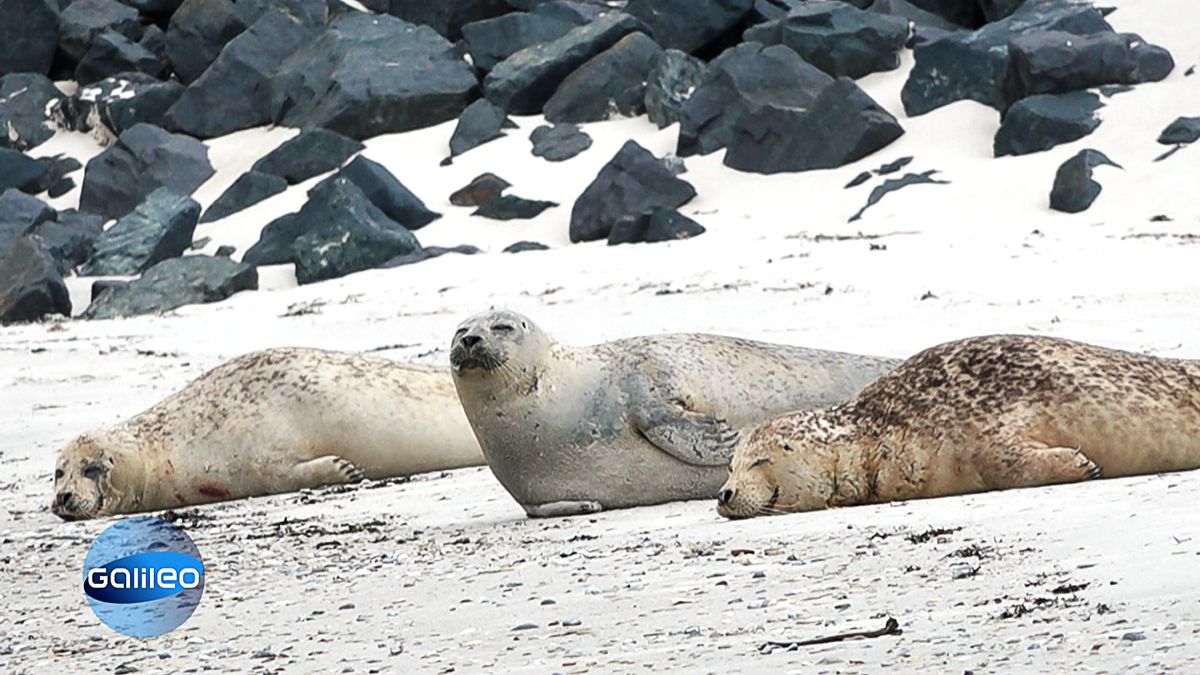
[759,617,903,654]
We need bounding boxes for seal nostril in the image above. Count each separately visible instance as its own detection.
[56,492,73,507]
[461,335,482,349]
[717,488,734,506]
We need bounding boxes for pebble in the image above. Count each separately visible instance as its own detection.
[563,618,582,627]
[540,598,556,605]
[1122,632,1147,642]
[513,623,538,631]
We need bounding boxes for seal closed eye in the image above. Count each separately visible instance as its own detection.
[449,309,900,518]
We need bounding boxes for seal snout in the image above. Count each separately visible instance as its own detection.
[717,487,735,507]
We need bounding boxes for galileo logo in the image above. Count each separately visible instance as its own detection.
[82,516,205,638]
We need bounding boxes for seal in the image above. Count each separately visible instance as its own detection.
[52,348,483,520]
[718,334,1200,519]
[449,309,900,517]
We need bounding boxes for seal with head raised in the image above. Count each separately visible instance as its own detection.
[449,309,900,517]
[718,334,1200,519]
[52,348,483,520]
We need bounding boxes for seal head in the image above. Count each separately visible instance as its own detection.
[450,309,549,382]
[52,432,127,520]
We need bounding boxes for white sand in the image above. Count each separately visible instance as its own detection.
[3,0,1199,670]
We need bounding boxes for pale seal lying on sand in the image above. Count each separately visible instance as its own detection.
[718,335,1200,519]
[52,348,483,520]
[449,309,899,517]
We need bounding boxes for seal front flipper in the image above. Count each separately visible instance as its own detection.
[634,402,741,467]
[523,501,603,518]
[291,455,367,489]
[981,443,1102,491]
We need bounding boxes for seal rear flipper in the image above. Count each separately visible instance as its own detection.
[634,404,741,467]
[523,501,603,518]
[982,443,1102,491]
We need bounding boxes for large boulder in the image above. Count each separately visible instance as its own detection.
[71,73,184,137]
[901,0,1112,116]
[332,156,440,229]
[725,78,904,174]
[447,98,515,159]
[84,255,257,319]
[290,178,422,284]
[677,42,833,156]
[994,91,1102,157]
[625,0,753,54]
[744,1,909,79]
[1003,31,1174,109]
[0,189,54,254]
[385,0,510,41]
[869,0,962,47]
[1049,148,1120,214]
[199,170,287,223]
[0,0,59,77]
[79,123,214,221]
[58,0,142,63]
[164,0,247,85]
[251,128,364,184]
[531,1,605,24]
[462,11,578,72]
[166,11,313,138]
[270,13,479,140]
[530,123,592,161]
[0,236,71,324]
[0,149,46,193]
[75,30,165,85]
[483,12,647,114]
[569,140,696,242]
[644,49,705,128]
[0,74,65,151]
[82,188,201,276]
[1158,117,1200,146]
[607,207,705,245]
[903,0,983,29]
[544,32,664,123]
[27,209,104,273]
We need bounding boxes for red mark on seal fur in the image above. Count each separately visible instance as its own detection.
[196,483,231,499]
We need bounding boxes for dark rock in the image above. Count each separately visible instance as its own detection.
[544,32,664,123]
[24,155,82,198]
[483,12,647,115]
[901,1,1112,116]
[0,149,47,193]
[532,1,604,25]
[0,0,60,77]
[76,30,166,85]
[379,244,480,268]
[71,73,184,137]
[90,279,128,301]
[448,98,514,159]
[503,240,548,253]
[164,0,248,85]
[1049,148,1120,214]
[1157,116,1200,145]
[251,129,364,184]
[126,0,181,20]
[271,13,479,140]
[28,208,103,273]
[979,0,1026,23]
[570,140,696,242]
[290,178,422,284]
[994,91,1102,157]
[199,171,287,223]
[473,195,557,220]
[166,11,313,139]
[876,156,913,175]
[845,171,871,188]
[645,49,705,129]
[625,0,753,54]
[385,0,510,41]
[0,237,71,324]
[79,123,214,221]
[451,173,510,206]
[607,207,704,245]
[677,43,833,156]
[0,188,55,231]
[333,156,440,229]
[215,244,235,257]
[850,169,948,221]
[462,12,577,73]
[903,0,983,29]
[660,154,687,176]
[725,78,904,174]
[869,0,962,48]
[745,1,909,79]
[750,0,805,21]
[82,188,201,275]
[1004,31,1174,109]
[530,123,592,161]
[242,211,303,265]
[232,0,326,27]
[84,255,257,319]
[0,74,65,151]
[58,0,143,64]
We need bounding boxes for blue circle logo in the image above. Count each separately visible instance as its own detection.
[82,516,205,638]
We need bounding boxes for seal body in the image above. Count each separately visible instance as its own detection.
[52,348,483,520]
[449,310,899,517]
[719,335,1200,519]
